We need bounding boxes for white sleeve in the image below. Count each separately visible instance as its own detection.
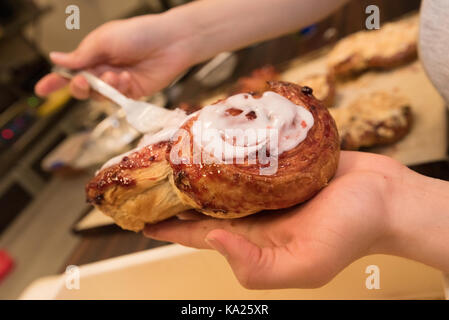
[419,0,449,104]
[419,1,449,298]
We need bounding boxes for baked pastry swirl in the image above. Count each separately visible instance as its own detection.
[86,81,340,231]
[231,65,280,95]
[298,73,336,108]
[327,14,419,77]
[329,91,412,150]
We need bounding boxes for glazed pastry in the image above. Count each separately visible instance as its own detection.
[86,81,340,231]
[329,91,412,150]
[176,102,202,115]
[298,73,336,108]
[327,15,419,77]
[231,65,280,94]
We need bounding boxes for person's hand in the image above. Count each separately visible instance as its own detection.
[143,151,408,289]
[34,0,351,100]
[35,14,195,99]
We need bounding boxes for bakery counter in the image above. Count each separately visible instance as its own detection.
[60,0,442,270]
[19,0,449,300]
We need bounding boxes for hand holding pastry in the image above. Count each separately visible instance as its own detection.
[144,151,449,289]
[86,81,340,231]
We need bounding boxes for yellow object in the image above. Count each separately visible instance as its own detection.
[37,86,72,117]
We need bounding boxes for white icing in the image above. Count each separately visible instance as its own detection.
[192,92,314,161]
[101,91,314,169]
[100,108,189,169]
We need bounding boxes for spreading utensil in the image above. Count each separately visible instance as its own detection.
[52,66,177,133]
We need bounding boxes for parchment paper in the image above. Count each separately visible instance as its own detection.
[202,50,448,166]
[283,54,448,166]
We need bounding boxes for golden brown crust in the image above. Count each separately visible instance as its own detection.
[86,81,340,229]
[327,15,419,77]
[231,65,280,95]
[85,142,190,232]
[176,102,202,115]
[298,73,336,108]
[329,91,413,150]
[170,81,340,218]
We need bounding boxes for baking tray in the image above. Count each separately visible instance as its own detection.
[201,46,448,167]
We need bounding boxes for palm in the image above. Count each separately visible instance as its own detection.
[144,151,399,289]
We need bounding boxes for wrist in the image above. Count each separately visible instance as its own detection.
[158,6,205,68]
[376,164,449,272]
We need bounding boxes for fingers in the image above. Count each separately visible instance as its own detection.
[69,71,121,100]
[205,229,266,288]
[91,71,130,100]
[36,73,92,100]
[117,71,131,95]
[176,210,206,221]
[143,218,231,249]
[35,73,69,97]
[143,217,336,289]
[45,30,128,99]
[49,46,104,71]
[206,230,335,289]
[144,220,273,288]
[69,75,90,99]
[48,21,112,70]
[205,229,321,289]
[36,69,133,100]
[143,218,307,289]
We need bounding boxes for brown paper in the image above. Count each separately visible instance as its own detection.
[284,56,447,166]
[202,50,447,166]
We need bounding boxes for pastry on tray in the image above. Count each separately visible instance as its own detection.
[86,81,340,231]
[298,73,336,108]
[231,65,280,95]
[329,91,412,150]
[233,65,335,108]
[327,15,419,77]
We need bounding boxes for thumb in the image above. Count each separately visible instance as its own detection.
[205,229,267,289]
[50,45,104,70]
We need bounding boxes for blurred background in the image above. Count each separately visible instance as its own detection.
[1,0,444,299]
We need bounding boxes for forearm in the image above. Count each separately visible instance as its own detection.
[381,166,449,272]
[161,0,349,65]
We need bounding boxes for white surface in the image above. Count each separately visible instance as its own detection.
[19,244,445,300]
[420,0,449,104]
[19,245,194,299]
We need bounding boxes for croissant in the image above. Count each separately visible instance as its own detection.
[86,81,340,232]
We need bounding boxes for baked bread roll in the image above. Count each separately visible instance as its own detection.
[85,142,191,232]
[231,65,279,94]
[327,15,419,77]
[171,81,340,219]
[298,73,336,108]
[329,91,412,150]
[86,81,340,231]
